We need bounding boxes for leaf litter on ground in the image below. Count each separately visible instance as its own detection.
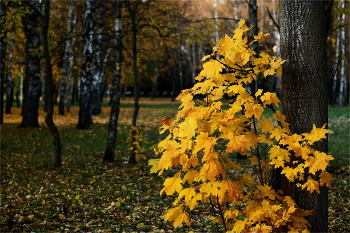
[1,104,349,232]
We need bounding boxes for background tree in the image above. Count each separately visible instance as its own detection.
[42,0,61,167]
[19,0,41,128]
[58,0,74,116]
[0,1,6,125]
[103,0,122,163]
[278,1,332,231]
[5,9,14,114]
[76,0,94,129]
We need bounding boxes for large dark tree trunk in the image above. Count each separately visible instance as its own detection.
[19,0,41,128]
[77,0,94,129]
[42,0,61,167]
[279,1,329,232]
[103,0,122,163]
[0,2,6,124]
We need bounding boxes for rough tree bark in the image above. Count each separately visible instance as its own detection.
[42,0,61,167]
[279,1,329,232]
[77,0,94,129]
[19,0,41,128]
[103,0,122,163]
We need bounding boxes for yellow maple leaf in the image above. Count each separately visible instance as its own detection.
[303,124,332,145]
[244,102,264,119]
[201,159,226,181]
[183,170,199,184]
[258,185,277,200]
[177,118,197,139]
[319,171,332,188]
[259,117,275,133]
[218,180,241,203]
[160,172,183,195]
[301,177,320,193]
[231,220,247,233]
[269,145,290,163]
[196,132,217,161]
[281,165,304,182]
[176,188,196,204]
[148,159,161,174]
[273,111,290,129]
[260,92,280,107]
[200,60,224,79]
[226,135,250,153]
[163,206,190,228]
[305,151,334,175]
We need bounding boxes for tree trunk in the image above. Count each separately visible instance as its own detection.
[66,7,76,113]
[103,0,122,163]
[91,1,106,116]
[59,0,74,116]
[279,1,329,232]
[5,13,15,114]
[125,1,141,164]
[42,0,62,167]
[337,0,346,108]
[0,1,6,124]
[77,0,94,129]
[20,0,41,128]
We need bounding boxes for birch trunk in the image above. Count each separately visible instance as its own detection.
[338,0,346,107]
[77,0,94,129]
[103,0,122,163]
[279,1,329,231]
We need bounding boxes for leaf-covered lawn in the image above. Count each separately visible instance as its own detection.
[0,104,349,232]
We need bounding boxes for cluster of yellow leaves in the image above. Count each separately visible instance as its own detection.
[149,20,333,232]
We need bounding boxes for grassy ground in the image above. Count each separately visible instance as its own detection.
[0,100,349,232]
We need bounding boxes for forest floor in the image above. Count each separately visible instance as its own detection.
[0,100,349,232]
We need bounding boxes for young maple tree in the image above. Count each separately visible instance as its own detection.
[149,20,333,232]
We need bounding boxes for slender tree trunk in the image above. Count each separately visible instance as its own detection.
[59,0,74,116]
[5,13,15,114]
[20,0,41,128]
[42,0,61,167]
[77,0,94,129]
[91,1,106,116]
[338,0,346,107]
[178,46,183,91]
[151,66,159,100]
[103,0,122,163]
[279,1,329,232]
[126,1,140,164]
[0,1,6,124]
[66,9,76,113]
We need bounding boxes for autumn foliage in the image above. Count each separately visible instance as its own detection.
[149,20,333,232]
